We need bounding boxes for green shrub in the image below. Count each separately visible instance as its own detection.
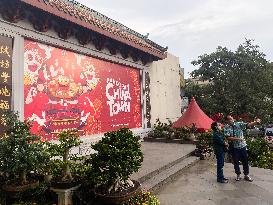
[256,151,273,170]
[46,130,82,182]
[246,137,273,169]
[195,132,213,158]
[0,111,47,185]
[246,137,270,166]
[121,191,160,205]
[87,128,143,194]
[196,132,213,147]
[148,119,173,139]
[148,118,194,140]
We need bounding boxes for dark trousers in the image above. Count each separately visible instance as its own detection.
[232,147,249,175]
[215,151,225,181]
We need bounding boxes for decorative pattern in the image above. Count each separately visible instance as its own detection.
[145,72,151,128]
[24,40,142,141]
[75,27,92,45]
[29,10,52,32]
[92,34,105,51]
[0,0,166,64]
[17,0,167,58]
[37,0,165,54]
[120,46,129,59]
[54,19,73,40]
[0,0,25,23]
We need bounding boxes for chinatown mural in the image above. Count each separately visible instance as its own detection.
[24,40,141,141]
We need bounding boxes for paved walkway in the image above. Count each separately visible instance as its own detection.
[131,142,196,181]
[156,160,273,205]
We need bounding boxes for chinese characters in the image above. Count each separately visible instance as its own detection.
[0,35,12,137]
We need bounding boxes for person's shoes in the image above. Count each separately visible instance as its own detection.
[235,175,242,181]
[244,175,253,182]
[217,179,228,183]
[223,177,228,180]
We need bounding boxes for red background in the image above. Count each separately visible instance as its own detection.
[24,40,141,141]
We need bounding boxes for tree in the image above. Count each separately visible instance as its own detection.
[47,130,82,183]
[0,111,47,185]
[88,128,143,194]
[186,39,273,122]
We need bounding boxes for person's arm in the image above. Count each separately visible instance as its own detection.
[227,136,244,141]
[224,125,243,141]
[224,127,239,141]
[247,118,261,128]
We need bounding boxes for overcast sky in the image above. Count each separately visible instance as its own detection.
[77,0,273,78]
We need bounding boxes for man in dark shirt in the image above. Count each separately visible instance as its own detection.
[212,121,228,183]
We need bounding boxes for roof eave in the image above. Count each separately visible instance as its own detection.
[19,0,167,59]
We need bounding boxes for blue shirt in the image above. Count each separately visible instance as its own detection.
[224,121,248,149]
[212,131,225,153]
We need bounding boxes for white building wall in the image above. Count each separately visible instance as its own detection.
[150,53,181,125]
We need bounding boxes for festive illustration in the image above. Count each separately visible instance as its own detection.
[24,40,141,141]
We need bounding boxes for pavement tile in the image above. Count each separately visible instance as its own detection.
[156,160,273,205]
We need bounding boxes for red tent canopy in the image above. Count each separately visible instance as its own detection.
[173,97,213,131]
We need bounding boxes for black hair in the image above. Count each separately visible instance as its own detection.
[211,121,218,131]
[224,114,233,121]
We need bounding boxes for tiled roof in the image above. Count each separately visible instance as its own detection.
[20,0,167,58]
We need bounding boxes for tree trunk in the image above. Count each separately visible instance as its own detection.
[19,169,27,185]
[62,149,73,181]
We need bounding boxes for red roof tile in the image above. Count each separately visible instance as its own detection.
[19,0,167,59]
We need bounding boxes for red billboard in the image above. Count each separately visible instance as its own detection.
[24,40,141,141]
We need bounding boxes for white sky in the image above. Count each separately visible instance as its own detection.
[77,0,273,78]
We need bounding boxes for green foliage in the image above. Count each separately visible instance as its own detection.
[246,137,273,169]
[196,132,213,147]
[187,39,273,122]
[149,118,173,139]
[48,130,82,156]
[46,130,82,182]
[87,128,143,192]
[0,111,47,184]
[195,132,213,158]
[246,137,270,164]
[121,191,160,205]
[148,118,194,140]
[10,182,57,205]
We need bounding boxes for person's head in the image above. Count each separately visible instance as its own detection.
[211,121,221,132]
[37,78,45,92]
[225,115,234,125]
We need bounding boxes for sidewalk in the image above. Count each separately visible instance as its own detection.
[131,142,196,181]
[156,160,273,205]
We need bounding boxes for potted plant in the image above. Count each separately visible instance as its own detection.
[121,191,160,205]
[195,131,213,160]
[87,128,143,204]
[38,146,55,184]
[0,111,47,196]
[48,130,82,189]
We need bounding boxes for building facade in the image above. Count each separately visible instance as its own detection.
[150,53,182,125]
[0,0,181,143]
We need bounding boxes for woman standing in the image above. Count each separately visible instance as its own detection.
[211,121,228,183]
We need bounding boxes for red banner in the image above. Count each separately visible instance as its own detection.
[24,40,141,141]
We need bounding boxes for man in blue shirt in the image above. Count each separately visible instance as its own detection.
[224,115,261,182]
